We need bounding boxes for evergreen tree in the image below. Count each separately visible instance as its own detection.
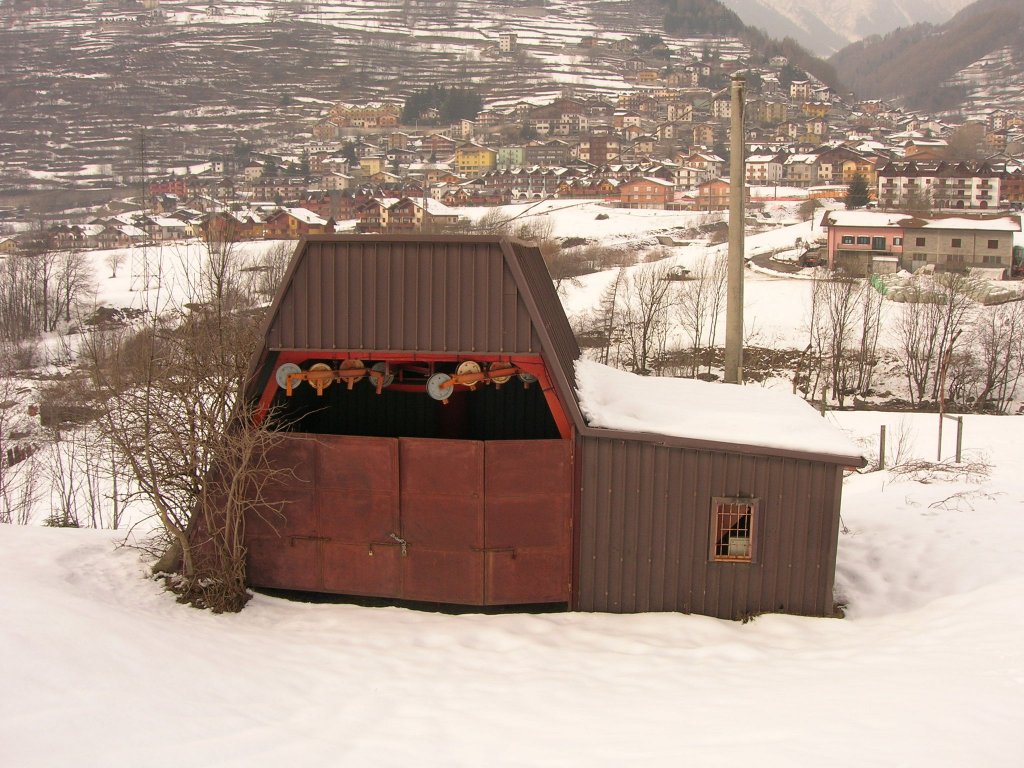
[845,173,870,209]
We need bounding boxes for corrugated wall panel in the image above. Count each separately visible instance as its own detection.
[824,464,843,612]
[786,459,812,612]
[687,450,714,614]
[634,444,657,612]
[577,439,595,610]
[577,436,845,619]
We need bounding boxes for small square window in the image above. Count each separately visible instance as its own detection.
[841,235,855,244]
[710,497,758,563]
[856,236,870,245]
[916,237,926,246]
[893,237,903,245]
[952,238,962,248]
[988,239,999,249]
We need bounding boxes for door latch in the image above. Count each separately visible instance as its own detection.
[388,532,408,557]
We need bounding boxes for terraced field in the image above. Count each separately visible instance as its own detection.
[0,0,746,195]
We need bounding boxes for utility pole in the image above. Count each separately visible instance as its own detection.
[724,73,746,384]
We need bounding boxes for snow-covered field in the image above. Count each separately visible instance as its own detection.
[4,205,1024,766]
[2,411,1022,767]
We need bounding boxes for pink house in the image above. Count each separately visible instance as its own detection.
[821,211,906,274]
[821,210,1021,277]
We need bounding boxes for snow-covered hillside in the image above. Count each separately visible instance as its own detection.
[2,410,1023,767]
[720,0,973,56]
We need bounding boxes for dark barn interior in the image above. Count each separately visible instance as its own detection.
[269,357,561,441]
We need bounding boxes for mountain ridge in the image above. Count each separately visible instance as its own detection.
[828,0,1024,110]
[719,0,973,56]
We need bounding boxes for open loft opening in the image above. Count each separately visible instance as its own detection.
[257,352,569,441]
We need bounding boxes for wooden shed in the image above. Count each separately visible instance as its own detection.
[237,234,864,618]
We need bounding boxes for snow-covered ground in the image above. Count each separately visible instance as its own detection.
[2,411,1022,767]
[4,205,1024,765]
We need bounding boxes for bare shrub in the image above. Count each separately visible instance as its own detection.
[888,458,990,484]
[888,417,916,468]
[80,232,284,611]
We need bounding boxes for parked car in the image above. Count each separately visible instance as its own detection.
[800,250,825,268]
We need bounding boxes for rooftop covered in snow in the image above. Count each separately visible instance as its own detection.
[575,360,863,464]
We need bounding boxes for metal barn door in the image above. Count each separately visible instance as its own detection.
[484,440,571,605]
[246,435,571,606]
[244,435,322,591]
[318,436,401,597]
[245,434,401,596]
[399,438,486,604]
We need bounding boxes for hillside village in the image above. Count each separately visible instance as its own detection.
[6,25,1024,279]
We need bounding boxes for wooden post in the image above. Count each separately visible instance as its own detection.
[936,328,962,461]
[878,424,886,470]
[955,416,963,464]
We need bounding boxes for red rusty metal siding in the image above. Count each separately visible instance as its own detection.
[484,440,572,604]
[245,434,572,606]
[576,436,843,618]
[399,438,486,604]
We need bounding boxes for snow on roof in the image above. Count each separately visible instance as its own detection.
[148,216,187,228]
[110,211,144,225]
[411,198,457,216]
[823,211,1021,232]
[284,207,328,225]
[920,216,1021,232]
[627,177,675,187]
[747,154,780,164]
[822,211,912,228]
[574,361,863,461]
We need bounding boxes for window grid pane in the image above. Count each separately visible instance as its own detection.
[710,497,758,563]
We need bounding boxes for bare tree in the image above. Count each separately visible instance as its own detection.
[0,251,40,344]
[677,254,727,377]
[968,300,1024,412]
[0,372,41,526]
[854,279,884,393]
[804,274,883,406]
[50,248,94,327]
[104,251,126,279]
[593,267,625,366]
[891,274,973,405]
[255,240,295,301]
[618,262,676,375]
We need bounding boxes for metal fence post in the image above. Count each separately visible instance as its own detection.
[879,424,886,470]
